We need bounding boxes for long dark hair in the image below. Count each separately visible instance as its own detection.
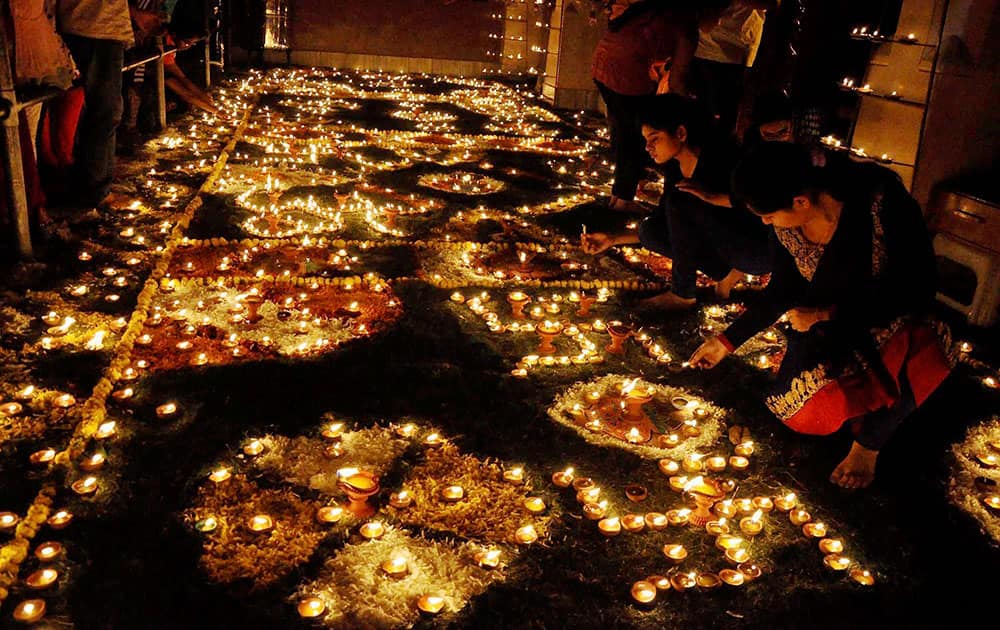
[636,93,714,150]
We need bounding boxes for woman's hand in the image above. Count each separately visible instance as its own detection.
[675,180,731,207]
[786,307,831,332]
[581,232,615,255]
[689,336,731,369]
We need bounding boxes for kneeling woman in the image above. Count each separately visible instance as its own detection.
[581,94,771,308]
[690,143,954,488]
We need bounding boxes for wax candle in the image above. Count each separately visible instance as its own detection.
[248,514,274,533]
[818,538,844,554]
[789,509,811,526]
[715,534,744,551]
[725,547,751,565]
[850,568,875,586]
[714,500,738,518]
[706,518,729,536]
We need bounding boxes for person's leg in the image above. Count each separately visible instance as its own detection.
[663,191,735,299]
[596,82,643,203]
[65,35,125,207]
[832,371,917,489]
[637,201,671,257]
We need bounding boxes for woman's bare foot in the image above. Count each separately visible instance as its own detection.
[639,291,697,311]
[714,269,745,300]
[830,441,878,489]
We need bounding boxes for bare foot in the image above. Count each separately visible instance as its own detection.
[830,442,878,489]
[714,269,745,300]
[639,291,697,312]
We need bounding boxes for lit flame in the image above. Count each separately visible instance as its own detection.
[85,330,107,350]
[620,377,640,396]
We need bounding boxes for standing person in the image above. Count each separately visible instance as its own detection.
[581,94,770,309]
[691,1,777,137]
[56,0,135,208]
[591,1,700,214]
[689,143,954,489]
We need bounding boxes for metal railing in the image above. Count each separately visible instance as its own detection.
[1,21,214,259]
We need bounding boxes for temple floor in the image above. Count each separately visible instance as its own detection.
[1,68,999,629]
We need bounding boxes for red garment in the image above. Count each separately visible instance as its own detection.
[592,10,689,96]
[782,322,952,436]
[38,86,85,168]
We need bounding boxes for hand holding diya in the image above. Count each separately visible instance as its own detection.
[536,320,563,355]
[337,468,380,517]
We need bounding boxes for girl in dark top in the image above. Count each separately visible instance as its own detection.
[582,94,771,309]
[591,2,699,214]
[690,142,955,488]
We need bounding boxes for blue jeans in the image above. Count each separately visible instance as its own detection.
[638,189,771,298]
[63,35,125,207]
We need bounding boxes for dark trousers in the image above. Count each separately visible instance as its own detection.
[638,189,770,298]
[595,80,648,201]
[690,58,746,137]
[63,35,125,207]
[851,369,916,450]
